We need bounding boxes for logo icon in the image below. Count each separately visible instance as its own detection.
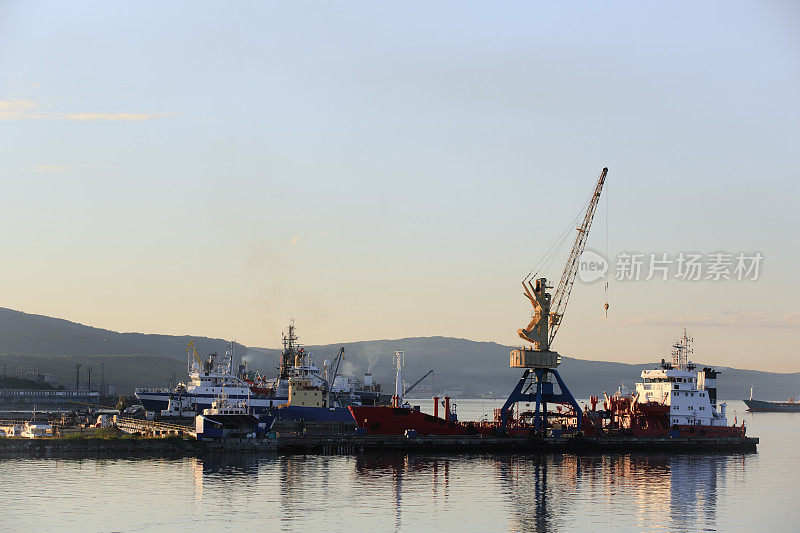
[578,249,608,283]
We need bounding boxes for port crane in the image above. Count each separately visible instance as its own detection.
[322,347,346,406]
[499,167,608,433]
[186,340,203,371]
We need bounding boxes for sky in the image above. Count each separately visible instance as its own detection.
[1,1,798,371]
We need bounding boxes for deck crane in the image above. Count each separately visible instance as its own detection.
[500,167,608,434]
[323,347,346,406]
[404,369,434,396]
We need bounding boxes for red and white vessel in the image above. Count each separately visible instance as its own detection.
[593,330,745,437]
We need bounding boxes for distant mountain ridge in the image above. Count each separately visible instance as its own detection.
[1,307,797,399]
[246,337,800,401]
[0,307,243,359]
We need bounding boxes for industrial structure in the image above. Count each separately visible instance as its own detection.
[498,167,608,433]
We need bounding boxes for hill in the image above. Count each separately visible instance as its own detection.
[1,307,797,399]
[246,337,800,401]
[0,307,242,360]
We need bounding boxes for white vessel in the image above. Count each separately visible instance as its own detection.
[21,410,53,439]
[202,394,249,416]
[136,342,286,416]
[598,330,744,437]
[136,324,388,418]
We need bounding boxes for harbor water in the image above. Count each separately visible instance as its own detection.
[1,400,798,532]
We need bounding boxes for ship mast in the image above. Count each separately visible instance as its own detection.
[392,351,405,407]
[671,329,694,369]
[279,322,299,380]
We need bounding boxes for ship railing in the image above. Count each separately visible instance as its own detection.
[115,416,194,437]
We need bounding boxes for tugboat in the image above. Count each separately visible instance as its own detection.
[194,394,276,442]
[255,322,390,408]
[744,387,800,412]
[266,325,367,423]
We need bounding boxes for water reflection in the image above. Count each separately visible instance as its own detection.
[181,451,743,532]
[195,453,261,476]
[497,457,553,532]
[494,454,732,533]
[354,455,453,531]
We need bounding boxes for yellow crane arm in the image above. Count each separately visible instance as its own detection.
[187,340,203,368]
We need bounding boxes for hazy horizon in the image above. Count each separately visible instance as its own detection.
[1,2,798,371]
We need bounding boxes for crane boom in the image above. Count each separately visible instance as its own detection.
[328,347,345,391]
[517,167,607,351]
[186,340,203,369]
[404,369,434,396]
[548,167,607,345]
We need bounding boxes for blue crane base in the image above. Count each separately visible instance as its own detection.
[499,368,583,434]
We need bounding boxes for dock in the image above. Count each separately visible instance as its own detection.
[0,416,758,456]
[275,433,759,455]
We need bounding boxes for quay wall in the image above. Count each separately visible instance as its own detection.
[0,436,193,456]
[0,432,758,457]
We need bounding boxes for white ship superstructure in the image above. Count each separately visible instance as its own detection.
[635,330,728,427]
[136,343,287,415]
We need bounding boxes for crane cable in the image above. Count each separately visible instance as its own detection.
[604,177,610,318]
[524,190,594,283]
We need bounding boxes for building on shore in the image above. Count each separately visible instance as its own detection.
[0,389,100,409]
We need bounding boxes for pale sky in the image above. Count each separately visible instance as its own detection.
[1,1,798,371]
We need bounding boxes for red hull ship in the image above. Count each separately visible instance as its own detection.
[350,396,492,436]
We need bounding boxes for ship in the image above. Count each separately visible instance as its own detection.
[265,324,387,423]
[744,387,800,412]
[135,342,287,415]
[136,323,389,421]
[194,394,276,442]
[586,330,745,437]
[350,350,488,436]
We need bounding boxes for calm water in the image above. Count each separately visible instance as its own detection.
[1,400,798,532]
